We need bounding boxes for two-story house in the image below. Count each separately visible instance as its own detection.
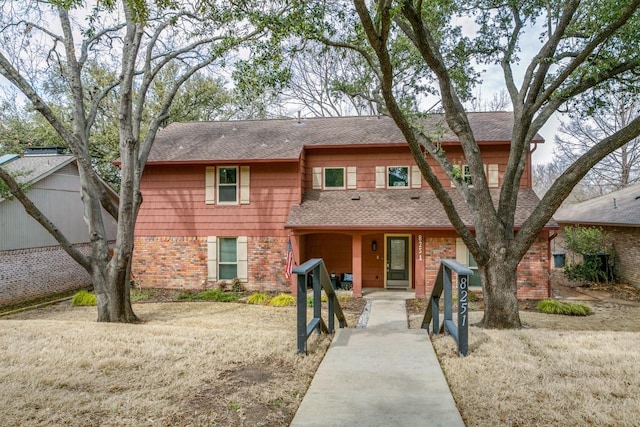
[133,113,553,299]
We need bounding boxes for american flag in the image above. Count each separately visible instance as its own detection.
[285,238,293,279]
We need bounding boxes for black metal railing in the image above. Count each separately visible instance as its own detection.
[293,258,347,354]
[422,259,473,356]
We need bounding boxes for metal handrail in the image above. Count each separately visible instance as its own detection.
[422,259,473,356]
[293,258,347,354]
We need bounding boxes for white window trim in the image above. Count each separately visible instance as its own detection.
[323,167,346,190]
[218,237,238,280]
[386,166,410,189]
[456,238,481,288]
[217,166,239,205]
[208,236,248,282]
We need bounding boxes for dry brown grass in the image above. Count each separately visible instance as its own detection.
[426,296,640,427]
[434,327,640,427]
[0,300,361,427]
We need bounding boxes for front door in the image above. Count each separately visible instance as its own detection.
[386,236,410,289]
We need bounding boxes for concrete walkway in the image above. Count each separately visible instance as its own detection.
[290,291,465,427]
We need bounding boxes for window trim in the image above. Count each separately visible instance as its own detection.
[387,166,410,189]
[218,237,238,280]
[217,166,239,205]
[323,167,346,190]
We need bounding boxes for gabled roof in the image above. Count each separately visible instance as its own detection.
[147,112,544,164]
[1,154,120,204]
[0,155,76,203]
[0,155,75,185]
[286,188,545,229]
[554,183,640,227]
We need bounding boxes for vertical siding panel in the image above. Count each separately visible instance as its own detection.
[205,167,216,204]
[347,166,357,189]
[375,166,385,188]
[488,164,499,187]
[237,236,248,281]
[456,238,467,265]
[312,167,322,189]
[240,166,250,204]
[411,165,421,188]
[207,236,217,281]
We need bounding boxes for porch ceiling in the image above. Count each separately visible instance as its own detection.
[285,188,546,229]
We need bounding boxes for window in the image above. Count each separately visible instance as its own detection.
[207,236,248,282]
[312,166,356,189]
[467,250,481,287]
[324,167,345,189]
[218,237,238,280]
[452,164,499,188]
[387,166,409,187]
[461,165,473,185]
[218,167,237,203]
[456,238,481,287]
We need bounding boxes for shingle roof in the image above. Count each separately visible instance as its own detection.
[1,155,75,185]
[554,184,640,227]
[285,188,544,229]
[148,112,543,163]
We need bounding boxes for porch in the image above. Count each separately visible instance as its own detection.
[289,231,427,298]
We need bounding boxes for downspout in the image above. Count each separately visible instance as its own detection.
[547,231,558,298]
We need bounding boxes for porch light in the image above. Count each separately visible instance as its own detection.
[371,240,377,251]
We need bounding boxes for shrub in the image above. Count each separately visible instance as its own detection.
[72,290,96,306]
[247,292,271,305]
[563,226,615,283]
[307,293,329,306]
[178,289,239,302]
[268,293,296,307]
[337,293,351,304]
[535,299,592,316]
[130,288,157,303]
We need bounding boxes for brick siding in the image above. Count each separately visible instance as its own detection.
[133,234,550,298]
[423,237,457,296]
[132,237,208,289]
[247,237,291,291]
[0,244,93,307]
[516,235,551,299]
[132,236,291,292]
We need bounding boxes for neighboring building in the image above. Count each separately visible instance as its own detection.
[0,147,118,307]
[554,184,640,287]
[133,113,554,299]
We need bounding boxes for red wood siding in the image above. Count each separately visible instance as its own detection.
[304,145,531,189]
[135,163,299,237]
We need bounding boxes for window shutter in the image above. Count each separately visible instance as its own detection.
[240,166,250,204]
[411,165,422,188]
[347,166,357,189]
[375,166,386,188]
[237,236,248,282]
[207,236,218,281]
[312,167,322,189]
[488,164,499,188]
[205,167,216,204]
[456,238,467,266]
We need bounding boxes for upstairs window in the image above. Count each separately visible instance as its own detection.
[218,167,238,203]
[324,167,345,189]
[387,166,409,188]
[312,166,356,189]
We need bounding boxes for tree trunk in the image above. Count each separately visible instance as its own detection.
[478,257,522,329]
[93,252,138,323]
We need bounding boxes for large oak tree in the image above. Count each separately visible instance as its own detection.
[296,0,640,328]
[0,0,282,321]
